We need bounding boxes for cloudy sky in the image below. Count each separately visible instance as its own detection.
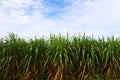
[0,0,120,38]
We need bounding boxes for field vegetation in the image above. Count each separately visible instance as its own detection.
[0,33,120,80]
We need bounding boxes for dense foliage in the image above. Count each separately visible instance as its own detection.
[0,33,120,80]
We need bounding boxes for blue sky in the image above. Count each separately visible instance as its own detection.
[0,0,120,38]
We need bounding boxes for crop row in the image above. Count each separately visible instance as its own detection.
[0,33,120,80]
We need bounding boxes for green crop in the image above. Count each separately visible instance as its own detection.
[0,33,120,80]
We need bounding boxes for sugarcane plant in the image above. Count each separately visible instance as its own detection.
[0,33,120,80]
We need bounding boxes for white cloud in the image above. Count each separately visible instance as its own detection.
[0,0,120,39]
[57,0,120,37]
